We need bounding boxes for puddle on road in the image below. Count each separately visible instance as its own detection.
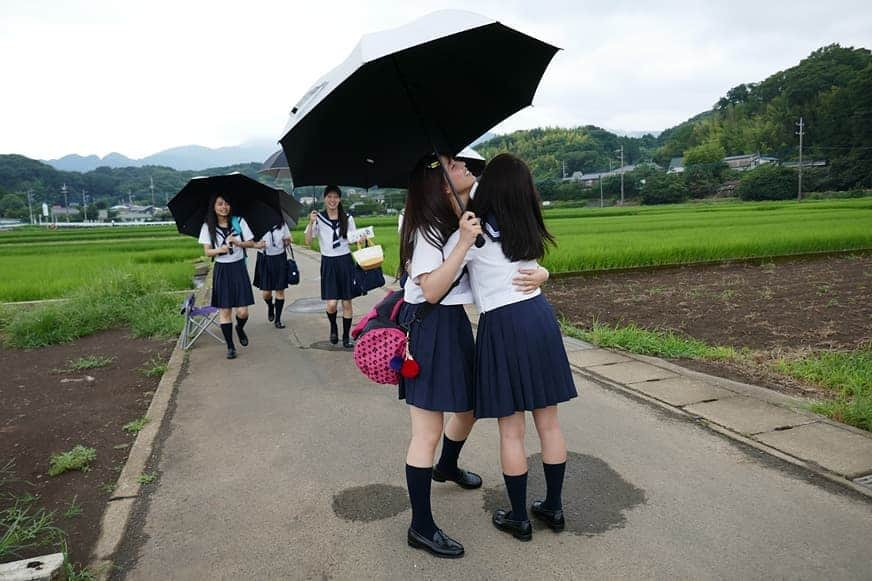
[482,451,646,536]
[332,484,409,522]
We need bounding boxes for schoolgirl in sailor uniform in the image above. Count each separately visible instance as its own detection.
[304,185,357,348]
[465,153,576,542]
[198,193,265,359]
[396,155,485,559]
[253,222,291,328]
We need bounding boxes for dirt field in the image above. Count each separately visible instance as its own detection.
[0,329,173,567]
[548,253,871,397]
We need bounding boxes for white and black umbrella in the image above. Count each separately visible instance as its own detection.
[278,10,558,190]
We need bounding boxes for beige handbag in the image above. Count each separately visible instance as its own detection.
[352,238,384,270]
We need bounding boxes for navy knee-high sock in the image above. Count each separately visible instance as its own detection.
[543,462,566,511]
[503,473,529,521]
[274,299,285,322]
[327,311,338,334]
[220,322,235,349]
[435,435,465,479]
[406,465,437,538]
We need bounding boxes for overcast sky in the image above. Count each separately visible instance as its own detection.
[1,0,869,160]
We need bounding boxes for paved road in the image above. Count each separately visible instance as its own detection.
[114,248,872,580]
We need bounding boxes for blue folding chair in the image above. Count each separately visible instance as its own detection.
[178,293,222,350]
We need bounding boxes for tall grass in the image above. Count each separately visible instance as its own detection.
[3,270,184,348]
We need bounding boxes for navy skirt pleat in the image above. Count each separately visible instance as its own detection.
[474,294,577,418]
[211,260,255,308]
[320,254,355,300]
[255,253,288,290]
[398,303,474,413]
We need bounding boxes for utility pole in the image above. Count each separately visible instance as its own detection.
[796,117,804,201]
[562,160,566,180]
[615,146,625,205]
[61,183,70,222]
[26,190,34,224]
[150,176,156,207]
[599,175,604,208]
[81,188,88,222]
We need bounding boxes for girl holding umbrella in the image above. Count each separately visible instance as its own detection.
[199,193,266,359]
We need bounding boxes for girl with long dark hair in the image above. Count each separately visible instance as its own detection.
[304,185,357,348]
[198,193,265,359]
[466,153,576,542]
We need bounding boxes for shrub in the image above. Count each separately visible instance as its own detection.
[738,164,798,200]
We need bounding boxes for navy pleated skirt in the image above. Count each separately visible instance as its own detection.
[211,259,255,308]
[254,252,288,291]
[474,294,577,419]
[398,303,474,413]
[320,253,355,300]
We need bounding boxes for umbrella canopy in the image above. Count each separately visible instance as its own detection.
[279,10,557,188]
[259,149,291,179]
[168,173,283,240]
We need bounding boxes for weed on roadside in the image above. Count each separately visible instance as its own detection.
[48,446,96,477]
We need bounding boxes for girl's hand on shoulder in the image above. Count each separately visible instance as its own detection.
[513,266,549,294]
[458,211,482,248]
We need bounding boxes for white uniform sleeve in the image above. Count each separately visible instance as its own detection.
[197,223,211,245]
[280,224,291,238]
[239,218,254,241]
[409,229,446,282]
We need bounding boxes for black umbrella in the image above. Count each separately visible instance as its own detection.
[259,149,291,180]
[168,172,283,240]
[279,10,558,189]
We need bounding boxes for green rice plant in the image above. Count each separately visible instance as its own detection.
[777,347,872,431]
[48,445,96,477]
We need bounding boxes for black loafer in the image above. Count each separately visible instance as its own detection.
[342,337,354,349]
[492,509,532,541]
[236,326,249,347]
[329,331,339,345]
[531,500,565,531]
[407,528,464,558]
[226,348,237,359]
[274,320,285,329]
[432,466,482,490]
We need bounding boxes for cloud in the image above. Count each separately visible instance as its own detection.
[0,0,869,159]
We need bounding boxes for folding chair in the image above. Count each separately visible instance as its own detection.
[178,293,223,350]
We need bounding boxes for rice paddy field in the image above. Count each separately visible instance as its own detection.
[1,197,870,302]
[302,197,872,277]
[0,226,201,302]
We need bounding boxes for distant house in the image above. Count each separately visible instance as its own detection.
[299,196,316,205]
[563,162,662,187]
[109,204,159,222]
[722,153,778,171]
[668,157,685,174]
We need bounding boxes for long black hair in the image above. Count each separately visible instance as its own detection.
[398,154,459,278]
[205,193,234,248]
[322,185,349,238]
[469,153,555,262]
